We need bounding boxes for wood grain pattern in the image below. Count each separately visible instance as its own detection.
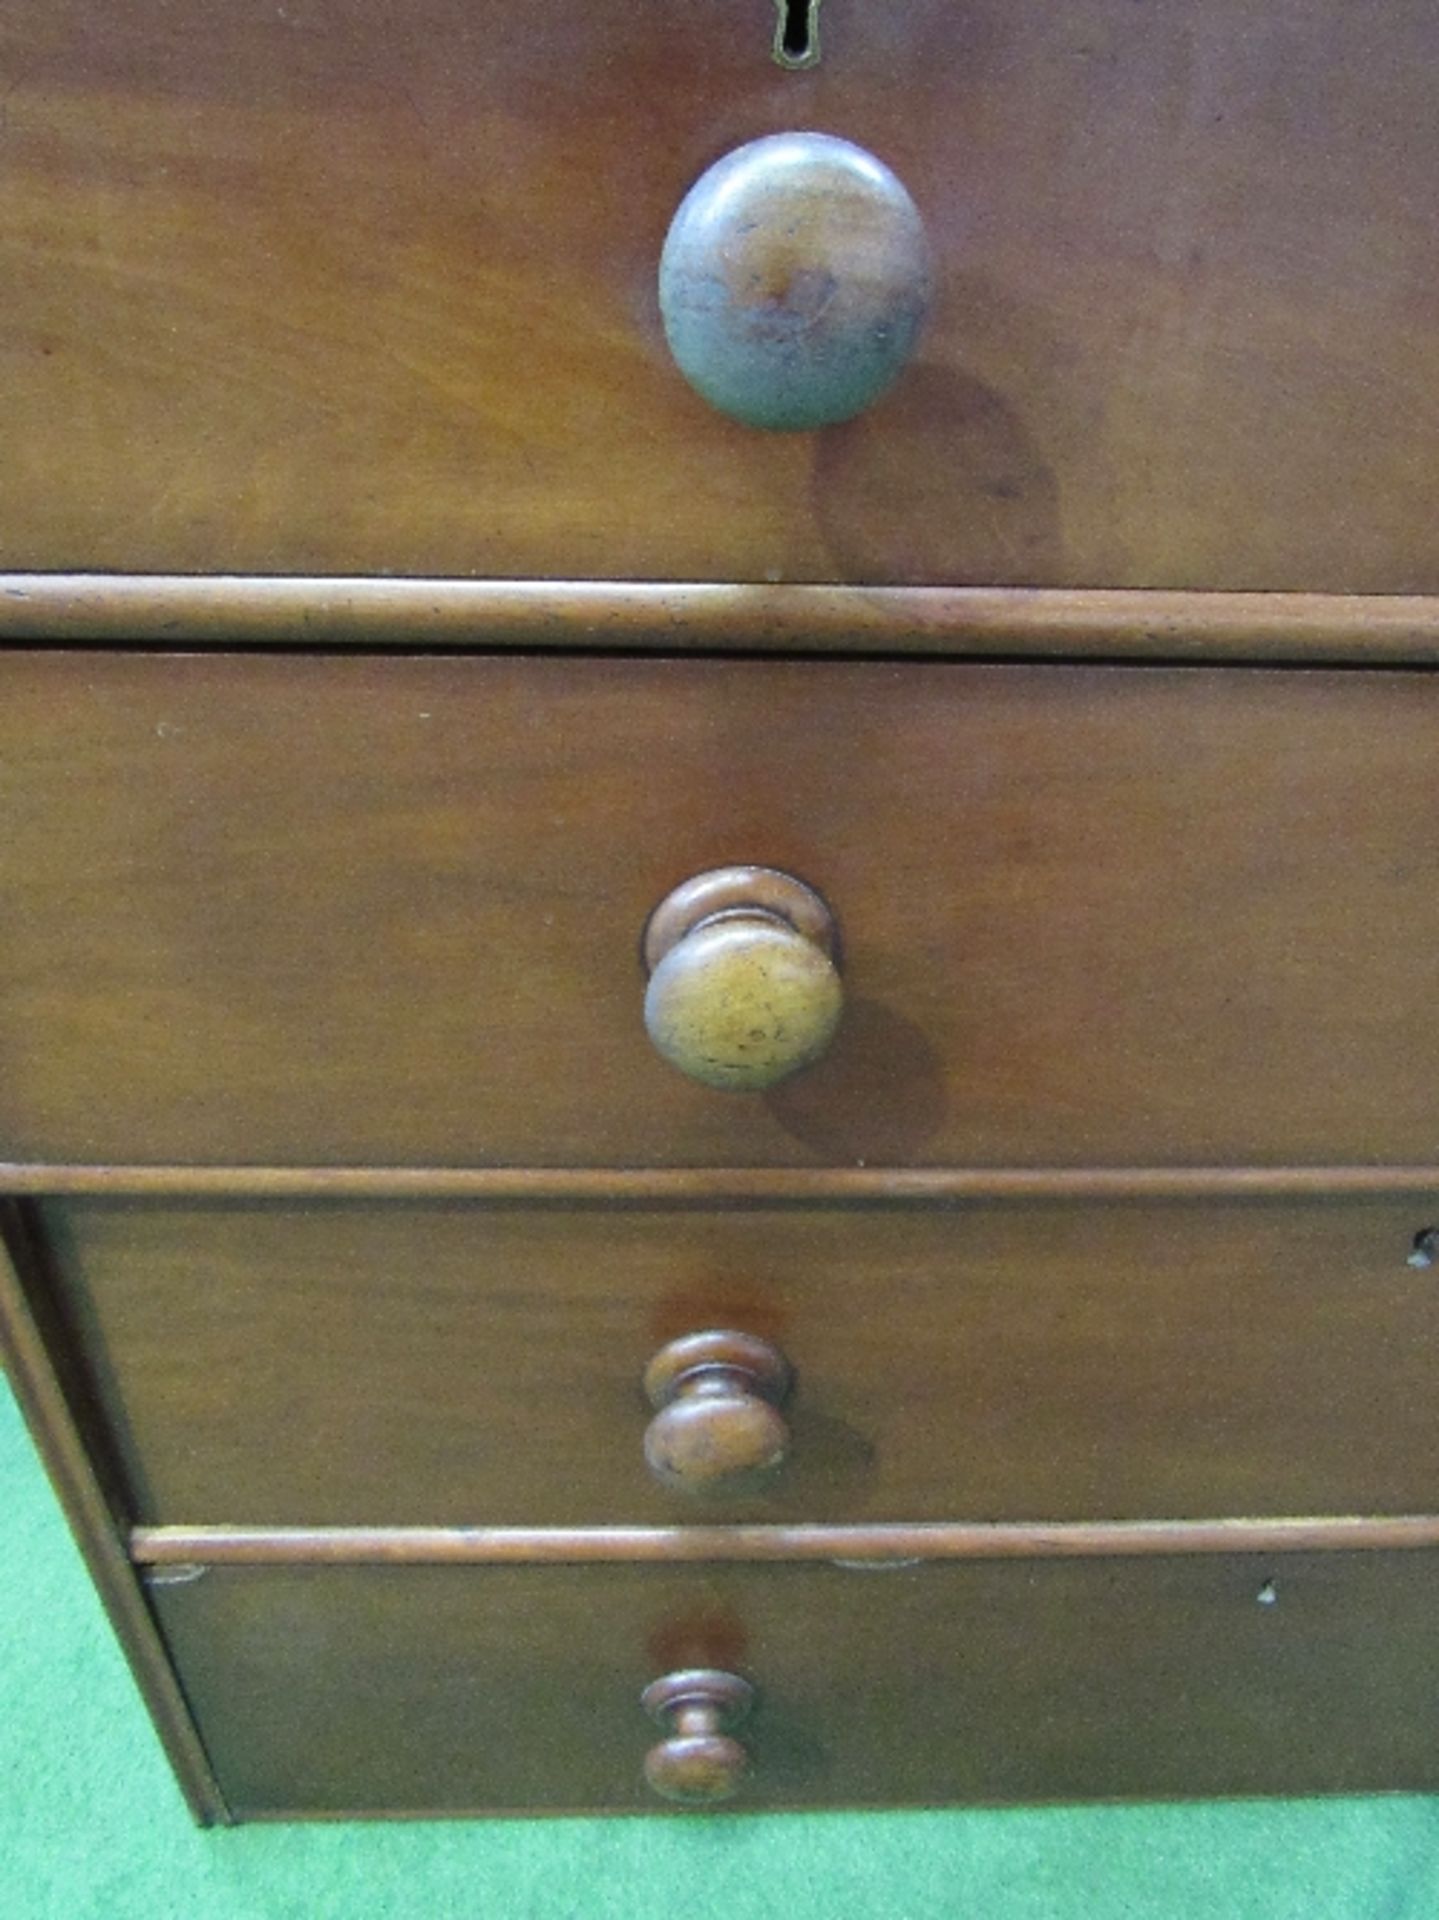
[0,651,1435,1168]
[41,1194,1439,1527]
[0,1203,226,1823]
[2,1,1439,585]
[145,1553,1439,1814]
[4,579,1439,660]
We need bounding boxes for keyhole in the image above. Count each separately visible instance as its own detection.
[774,0,821,68]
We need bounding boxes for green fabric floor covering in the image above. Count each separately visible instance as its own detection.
[4,1377,1438,1920]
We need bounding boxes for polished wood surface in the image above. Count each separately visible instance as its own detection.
[132,1515,1439,1567]
[0,652,1435,1167]
[3,0,1436,1830]
[4,579,1439,660]
[3,1,1439,585]
[6,1164,1438,1202]
[42,1195,1439,1526]
[146,1552,1439,1813]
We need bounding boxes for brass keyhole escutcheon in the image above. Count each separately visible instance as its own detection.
[774,0,821,69]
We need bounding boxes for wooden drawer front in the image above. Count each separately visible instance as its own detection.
[2,653,1436,1167]
[48,1195,1439,1526]
[4,3,1439,590]
[147,1552,1439,1815]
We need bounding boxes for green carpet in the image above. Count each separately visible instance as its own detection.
[4,1379,1438,1919]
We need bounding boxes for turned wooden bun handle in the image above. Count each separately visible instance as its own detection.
[659,132,931,431]
[643,1330,793,1494]
[642,866,843,1093]
[643,1669,755,1805]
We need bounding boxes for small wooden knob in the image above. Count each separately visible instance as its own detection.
[642,1669,754,1805]
[642,866,842,1092]
[644,1330,793,1494]
[659,132,931,430]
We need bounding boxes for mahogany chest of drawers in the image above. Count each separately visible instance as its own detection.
[2,0,1437,1820]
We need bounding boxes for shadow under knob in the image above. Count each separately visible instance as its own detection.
[642,866,843,1092]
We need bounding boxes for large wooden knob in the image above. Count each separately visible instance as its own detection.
[642,866,842,1092]
[659,132,931,430]
[642,1669,754,1805]
[644,1330,793,1494]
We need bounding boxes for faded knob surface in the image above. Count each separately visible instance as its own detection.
[642,866,842,1092]
[659,131,931,430]
[643,1669,754,1805]
[644,1330,793,1494]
